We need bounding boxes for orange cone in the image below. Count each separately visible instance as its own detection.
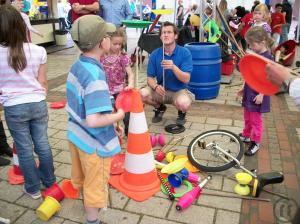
[7,143,24,184]
[109,90,160,201]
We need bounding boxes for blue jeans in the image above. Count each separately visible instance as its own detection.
[280,23,290,44]
[4,101,56,193]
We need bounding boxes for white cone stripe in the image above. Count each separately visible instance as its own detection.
[125,151,155,174]
[128,112,148,134]
[13,154,19,166]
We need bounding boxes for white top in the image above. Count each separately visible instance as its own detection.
[57,2,66,18]
[290,78,300,109]
[0,43,47,106]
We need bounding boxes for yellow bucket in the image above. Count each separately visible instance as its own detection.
[36,196,61,221]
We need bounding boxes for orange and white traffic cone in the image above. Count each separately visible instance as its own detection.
[109,90,160,201]
[7,143,24,184]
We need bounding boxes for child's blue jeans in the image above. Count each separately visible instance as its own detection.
[4,100,56,194]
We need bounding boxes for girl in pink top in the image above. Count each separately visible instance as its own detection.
[0,6,55,199]
[100,28,135,135]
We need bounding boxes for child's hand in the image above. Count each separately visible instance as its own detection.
[116,108,125,120]
[237,88,244,97]
[124,83,134,90]
[253,94,263,104]
[115,124,124,139]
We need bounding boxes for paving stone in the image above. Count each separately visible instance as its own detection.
[206,118,232,126]
[215,209,240,224]
[125,197,172,218]
[0,200,26,223]
[48,128,60,137]
[198,190,242,212]
[53,115,69,122]
[222,178,236,193]
[14,209,64,224]
[0,165,11,181]
[233,120,244,127]
[167,203,215,224]
[52,131,67,140]
[62,221,80,224]
[57,199,85,223]
[189,123,218,131]
[139,216,179,224]
[52,139,69,151]
[205,175,223,191]
[54,151,71,164]
[99,207,140,224]
[109,188,129,210]
[0,181,23,202]
[16,195,43,209]
[54,122,68,131]
[55,163,71,179]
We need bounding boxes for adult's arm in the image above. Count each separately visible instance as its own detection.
[72,1,99,14]
[124,0,133,20]
[266,62,300,109]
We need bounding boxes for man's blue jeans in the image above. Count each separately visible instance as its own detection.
[4,101,56,193]
[280,23,291,44]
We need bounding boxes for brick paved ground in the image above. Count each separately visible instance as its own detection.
[0,31,299,223]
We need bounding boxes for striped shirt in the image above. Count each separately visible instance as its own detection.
[0,43,47,106]
[66,55,121,157]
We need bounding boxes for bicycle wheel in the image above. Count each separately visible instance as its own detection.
[187,130,244,172]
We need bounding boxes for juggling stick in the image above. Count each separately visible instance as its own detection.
[157,171,175,201]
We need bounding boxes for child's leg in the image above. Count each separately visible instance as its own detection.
[4,103,41,194]
[69,142,84,189]
[30,101,56,188]
[250,112,263,143]
[242,108,251,138]
[77,150,111,222]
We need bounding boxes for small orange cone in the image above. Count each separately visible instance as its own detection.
[109,90,160,201]
[7,143,24,184]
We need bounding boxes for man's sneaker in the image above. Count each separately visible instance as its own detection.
[0,156,10,166]
[23,186,41,199]
[176,111,186,125]
[238,133,251,143]
[244,141,260,156]
[152,104,167,123]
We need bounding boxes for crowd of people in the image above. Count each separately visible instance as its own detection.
[0,1,299,224]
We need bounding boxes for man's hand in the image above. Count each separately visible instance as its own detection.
[154,85,166,97]
[161,60,175,70]
[266,62,289,86]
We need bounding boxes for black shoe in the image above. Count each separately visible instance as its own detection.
[244,141,260,156]
[0,156,10,166]
[176,111,186,125]
[0,146,13,157]
[152,104,167,123]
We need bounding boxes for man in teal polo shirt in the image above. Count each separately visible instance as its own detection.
[140,21,194,125]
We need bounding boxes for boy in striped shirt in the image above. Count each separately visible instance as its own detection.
[67,15,124,224]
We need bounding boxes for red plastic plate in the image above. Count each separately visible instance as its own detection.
[110,153,125,175]
[240,54,279,95]
[115,90,133,112]
[50,101,66,109]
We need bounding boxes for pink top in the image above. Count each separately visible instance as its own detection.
[0,43,47,106]
[100,53,130,95]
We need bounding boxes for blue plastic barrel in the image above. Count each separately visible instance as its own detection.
[185,42,221,100]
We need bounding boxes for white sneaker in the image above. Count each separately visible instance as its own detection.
[239,133,251,143]
[245,141,260,156]
[23,185,41,199]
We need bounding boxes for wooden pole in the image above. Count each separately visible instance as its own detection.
[215,5,246,56]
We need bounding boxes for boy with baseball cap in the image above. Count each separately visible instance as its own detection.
[67,15,125,224]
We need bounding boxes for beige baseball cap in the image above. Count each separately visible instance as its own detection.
[71,15,116,51]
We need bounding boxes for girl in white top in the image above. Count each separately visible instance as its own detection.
[0,5,56,199]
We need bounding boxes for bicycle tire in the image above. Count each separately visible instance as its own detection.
[187,129,244,172]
